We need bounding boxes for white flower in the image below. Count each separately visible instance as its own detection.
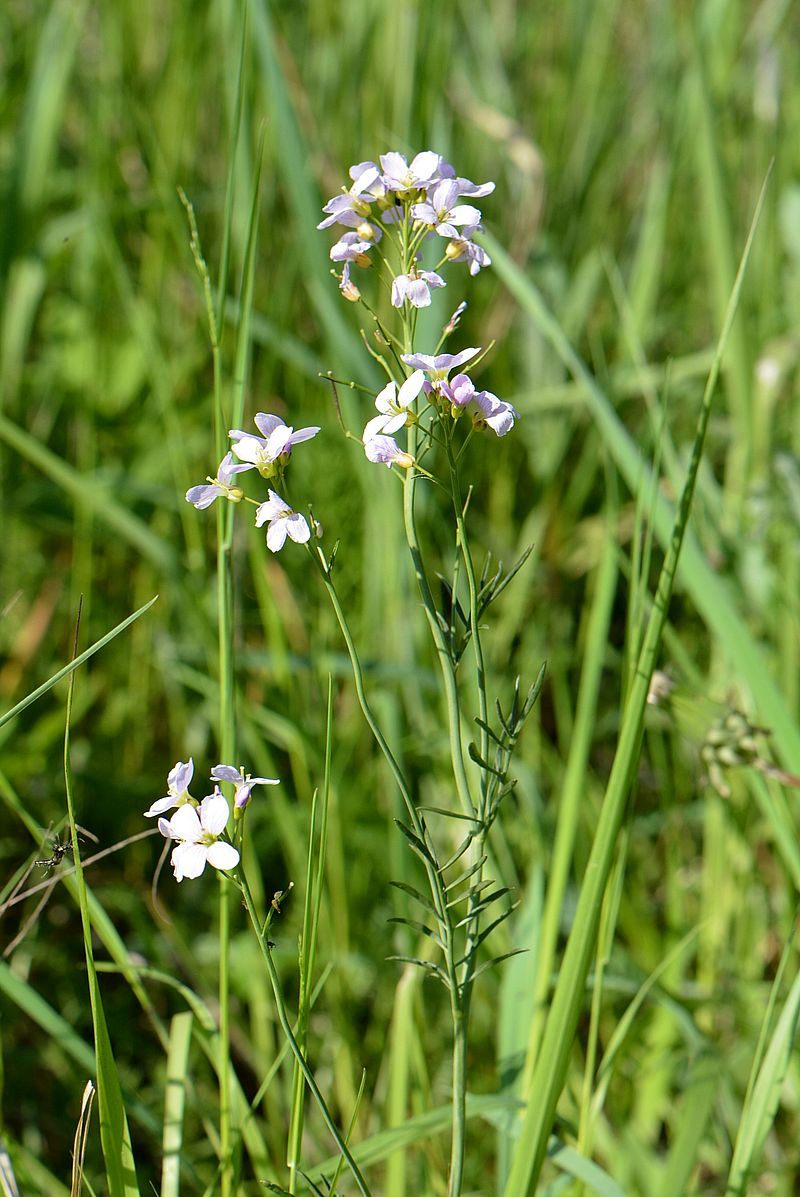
[363,371,425,438]
[230,414,320,478]
[158,791,240,882]
[255,490,311,552]
[391,269,445,308]
[145,759,195,818]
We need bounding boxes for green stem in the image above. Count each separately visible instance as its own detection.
[403,430,475,819]
[445,427,489,815]
[237,871,373,1197]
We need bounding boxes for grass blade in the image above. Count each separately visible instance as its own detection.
[161,1012,193,1197]
[501,167,772,1197]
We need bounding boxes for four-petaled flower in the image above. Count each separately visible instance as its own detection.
[186,453,250,509]
[255,490,311,552]
[230,414,320,479]
[410,180,483,239]
[401,347,481,384]
[363,371,425,440]
[145,759,196,818]
[211,764,280,810]
[330,232,375,263]
[391,268,445,309]
[380,151,442,194]
[445,232,492,275]
[470,389,518,436]
[158,791,240,882]
[363,432,414,469]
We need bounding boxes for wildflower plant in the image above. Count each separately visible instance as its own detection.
[168,150,540,1197]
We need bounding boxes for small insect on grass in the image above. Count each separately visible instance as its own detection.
[35,827,98,875]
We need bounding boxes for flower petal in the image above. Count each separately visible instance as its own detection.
[199,794,230,837]
[286,513,311,544]
[144,795,177,818]
[266,518,289,552]
[210,764,242,784]
[206,841,241,872]
[169,759,194,792]
[186,483,221,510]
[169,804,203,842]
[172,842,207,882]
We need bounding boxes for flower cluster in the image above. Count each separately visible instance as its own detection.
[319,151,494,306]
[147,759,279,882]
[360,347,518,467]
[186,413,319,552]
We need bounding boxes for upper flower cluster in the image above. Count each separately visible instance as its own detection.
[318,151,494,305]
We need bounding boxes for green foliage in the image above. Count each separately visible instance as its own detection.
[1,0,800,1194]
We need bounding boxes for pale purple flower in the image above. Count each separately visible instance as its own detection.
[211,764,280,810]
[145,759,196,818]
[348,161,386,199]
[401,347,481,382]
[380,151,443,194]
[330,232,374,263]
[445,231,492,275]
[255,490,311,552]
[363,371,425,438]
[186,453,250,509]
[410,180,483,238]
[441,373,478,410]
[230,414,320,477]
[391,269,445,308]
[363,433,414,469]
[158,790,240,882]
[317,183,377,230]
[470,389,518,436]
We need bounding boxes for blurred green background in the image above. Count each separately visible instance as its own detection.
[1,0,800,1193]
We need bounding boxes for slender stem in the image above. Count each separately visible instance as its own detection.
[237,871,373,1197]
[445,428,489,816]
[448,1003,468,1197]
[402,432,476,818]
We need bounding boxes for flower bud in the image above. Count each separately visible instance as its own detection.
[340,278,361,302]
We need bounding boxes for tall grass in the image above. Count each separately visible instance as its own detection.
[1,1,799,1194]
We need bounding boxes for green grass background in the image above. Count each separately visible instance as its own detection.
[1,0,800,1193]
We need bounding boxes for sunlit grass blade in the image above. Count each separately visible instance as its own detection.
[727,934,800,1195]
[0,596,158,731]
[70,1080,96,1197]
[500,167,772,1197]
[0,1138,20,1197]
[161,1012,193,1197]
[524,517,618,1081]
[63,610,141,1197]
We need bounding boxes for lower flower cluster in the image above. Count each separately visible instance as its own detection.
[146,759,279,882]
